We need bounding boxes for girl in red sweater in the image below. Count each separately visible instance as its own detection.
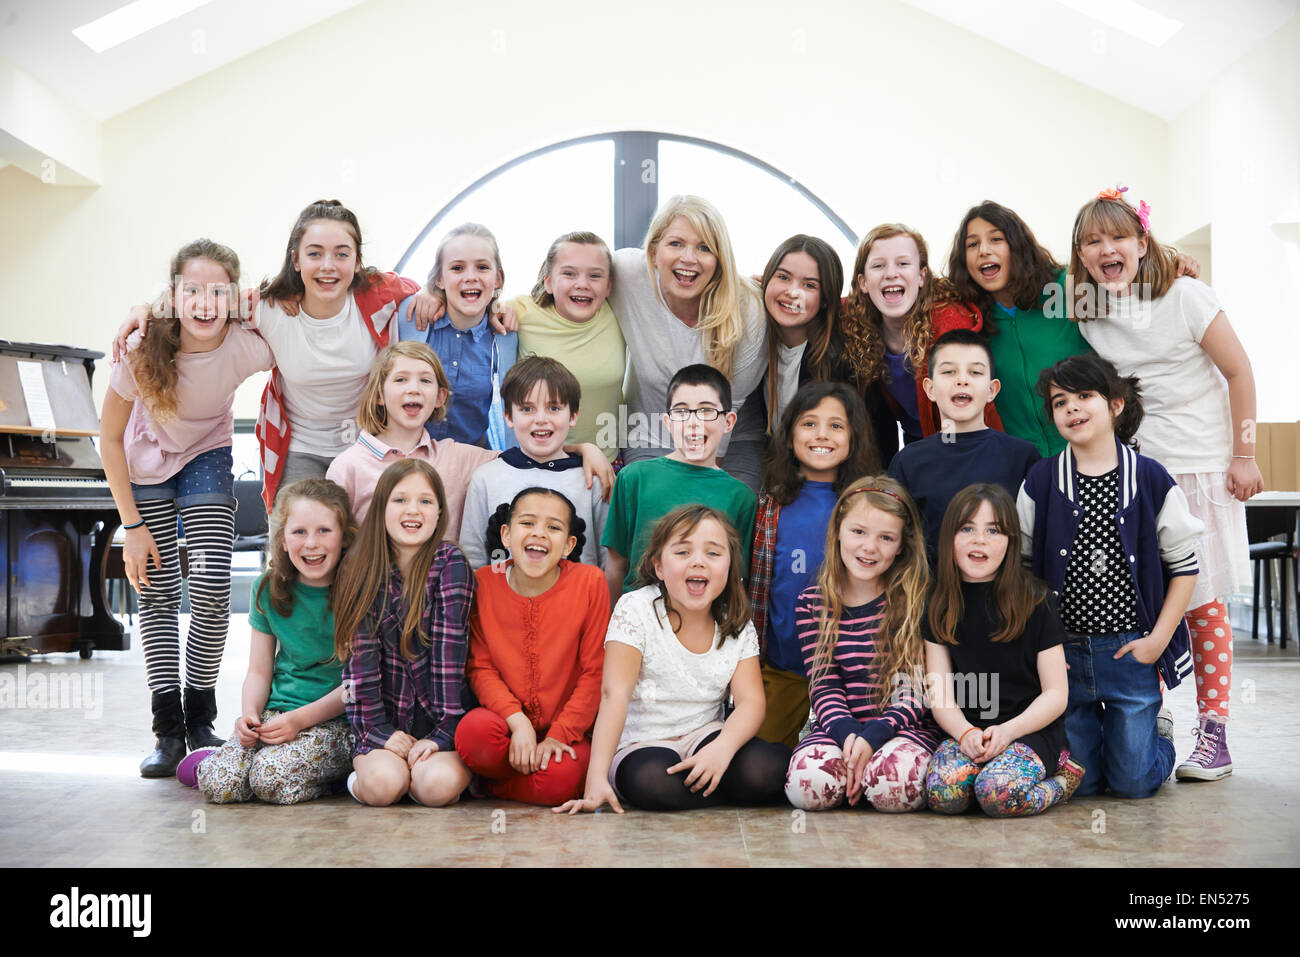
[840,223,1002,450]
[454,488,610,804]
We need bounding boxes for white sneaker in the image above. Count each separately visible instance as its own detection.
[346,771,361,803]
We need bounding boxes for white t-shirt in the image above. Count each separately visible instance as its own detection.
[1077,277,1231,474]
[610,248,767,454]
[606,584,759,750]
[253,295,387,458]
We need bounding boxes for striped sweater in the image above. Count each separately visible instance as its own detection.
[795,586,941,753]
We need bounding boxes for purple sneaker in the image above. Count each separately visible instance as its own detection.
[1175,714,1233,781]
[176,747,216,789]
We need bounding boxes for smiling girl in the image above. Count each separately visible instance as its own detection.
[784,476,940,812]
[557,505,790,812]
[398,223,518,449]
[255,200,426,505]
[1067,188,1261,781]
[454,488,610,805]
[946,202,1091,458]
[333,459,475,807]
[750,235,855,436]
[749,381,878,748]
[841,224,1002,463]
[504,232,626,460]
[102,239,273,778]
[924,484,1082,817]
[190,479,357,804]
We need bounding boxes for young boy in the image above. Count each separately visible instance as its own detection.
[602,364,758,604]
[887,329,1040,554]
[460,356,608,569]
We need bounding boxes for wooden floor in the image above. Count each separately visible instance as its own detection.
[2,610,1298,867]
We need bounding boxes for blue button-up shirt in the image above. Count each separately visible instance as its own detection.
[396,295,517,447]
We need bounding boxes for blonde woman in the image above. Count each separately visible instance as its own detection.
[610,195,768,491]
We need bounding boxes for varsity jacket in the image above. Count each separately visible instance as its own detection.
[1016,437,1203,690]
[255,273,419,510]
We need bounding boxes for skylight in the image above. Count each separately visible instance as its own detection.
[73,0,216,53]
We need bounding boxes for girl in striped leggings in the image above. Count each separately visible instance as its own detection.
[101,238,273,777]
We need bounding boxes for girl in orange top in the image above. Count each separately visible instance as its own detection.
[454,488,610,804]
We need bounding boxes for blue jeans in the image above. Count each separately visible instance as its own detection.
[131,446,235,509]
[1064,632,1175,799]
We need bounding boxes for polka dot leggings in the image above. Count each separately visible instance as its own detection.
[1186,598,1232,719]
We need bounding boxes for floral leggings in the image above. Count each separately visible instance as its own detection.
[785,736,931,812]
[925,739,1064,817]
[196,711,354,805]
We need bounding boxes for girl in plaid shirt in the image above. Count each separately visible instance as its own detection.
[333,459,475,806]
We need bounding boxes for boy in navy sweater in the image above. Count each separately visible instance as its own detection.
[888,330,1039,556]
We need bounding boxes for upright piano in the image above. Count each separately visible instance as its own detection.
[0,340,126,658]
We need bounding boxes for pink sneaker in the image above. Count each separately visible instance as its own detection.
[1175,715,1233,782]
[176,747,216,788]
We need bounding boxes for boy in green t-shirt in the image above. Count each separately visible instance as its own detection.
[602,364,758,605]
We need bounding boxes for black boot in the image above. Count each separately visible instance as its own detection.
[183,687,225,751]
[140,689,187,778]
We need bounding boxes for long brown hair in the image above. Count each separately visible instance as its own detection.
[840,223,970,388]
[1067,194,1179,321]
[759,235,844,434]
[260,199,382,303]
[946,201,1062,330]
[763,380,878,505]
[131,238,240,423]
[928,484,1046,645]
[810,476,929,709]
[333,459,451,662]
[633,505,750,643]
[255,478,357,621]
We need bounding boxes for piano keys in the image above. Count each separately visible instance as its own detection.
[0,340,127,658]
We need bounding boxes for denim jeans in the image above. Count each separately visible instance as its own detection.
[1064,631,1175,799]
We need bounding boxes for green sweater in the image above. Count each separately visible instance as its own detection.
[986,271,1092,457]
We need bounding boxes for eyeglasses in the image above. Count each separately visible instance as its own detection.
[666,407,724,422]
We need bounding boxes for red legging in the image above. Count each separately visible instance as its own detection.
[454,707,590,805]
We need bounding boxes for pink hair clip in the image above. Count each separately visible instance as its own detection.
[1136,200,1152,233]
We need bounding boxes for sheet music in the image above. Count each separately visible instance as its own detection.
[17,361,56,432]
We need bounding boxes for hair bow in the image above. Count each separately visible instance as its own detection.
[1097,185,1152,233]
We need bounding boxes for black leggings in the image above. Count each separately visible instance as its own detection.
[614,733,792,811]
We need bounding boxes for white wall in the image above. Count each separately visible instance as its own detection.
[0,0,1182,418]
[1167,14,1300,423]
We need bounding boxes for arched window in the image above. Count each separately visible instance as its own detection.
[397,131,858,295]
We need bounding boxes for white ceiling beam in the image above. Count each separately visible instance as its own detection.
[0,52,102,186]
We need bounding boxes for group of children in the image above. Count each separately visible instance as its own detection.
[100,184,1258,819]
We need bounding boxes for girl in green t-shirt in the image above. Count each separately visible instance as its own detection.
[182,479,358,804]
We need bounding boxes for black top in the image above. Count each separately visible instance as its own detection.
[1059,468,1140,634]
[923,580,1067,772]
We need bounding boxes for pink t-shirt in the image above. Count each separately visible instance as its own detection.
[326,429,498,541]
[110,325,274,486]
